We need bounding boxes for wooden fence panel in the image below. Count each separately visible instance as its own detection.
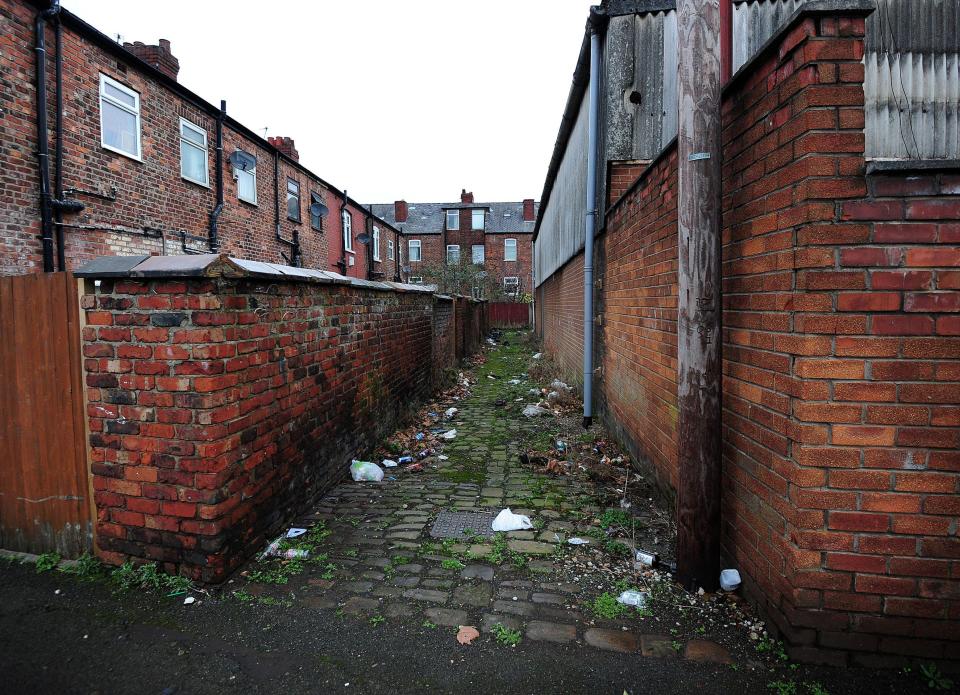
[0,273,91,557]
[488,302,530,328]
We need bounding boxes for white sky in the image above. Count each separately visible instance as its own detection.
[63,0,589,205]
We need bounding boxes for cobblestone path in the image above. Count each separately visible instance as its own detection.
[236,334,729,662]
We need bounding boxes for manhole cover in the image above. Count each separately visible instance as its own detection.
[430,510,496,539]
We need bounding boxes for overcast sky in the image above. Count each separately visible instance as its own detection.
[63,0,589,205]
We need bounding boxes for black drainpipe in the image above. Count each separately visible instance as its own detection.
[34,3,57,272]
[273,150,299,266]
[208,99,225,253]
[396,226,402,281]
[53,6,65,270]
[338,190,348,274]
[365,207,373,281]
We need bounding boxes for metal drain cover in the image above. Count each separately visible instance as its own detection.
[430,510,496,539]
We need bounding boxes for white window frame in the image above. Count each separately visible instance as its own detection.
[287,178,301,222]
[472,209,485,231]
[409,276,423,284]
[408,239,422,262]
[504,237,518,262]
[235,159,257,204]
[178,117,208,186]
[99,74,141,160]
[372,226,381,261]
[446,210,459,230]
[342,209,353,252]
[503,276,520,294]
[471,244,485,264]
[387,238,395,261]
[446,244,460,265]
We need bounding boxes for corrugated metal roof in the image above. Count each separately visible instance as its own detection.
[369,201,538,235]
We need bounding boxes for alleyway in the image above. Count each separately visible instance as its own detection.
[0,332,915,694]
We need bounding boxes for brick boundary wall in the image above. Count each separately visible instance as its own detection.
[80,258,482,581]
[539,4,959,667]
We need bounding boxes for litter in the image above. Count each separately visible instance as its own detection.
[437,454,449,461]
[441,429,457,440]
[398,456,414,465]
[382,459,398,468]
[487,375,497,380]
[183,596,196,605]
[551,379,571,392]
[350,460,384,482]
[507,379,521,385]
[634,549,658,568]
[415,432,425,441]
[617,590,649,608]
[406,463,424,473]
[485,338,497,346]
[417,448,434,460]
[720,569,742,592]
[528,389,540,397]
[286,528,307,538]
[445,407,458,418]
[567,537,590,545]
[491,508,533,532]
[282,549,309,559]
[522,404,550,417]
[456,625,480,645]
[532,353,542,359]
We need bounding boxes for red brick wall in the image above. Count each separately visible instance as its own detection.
[570,6,959,666]
[82,269,450,581]
[404,235,443,278]
[607,160,651,206]
[535,253,585,384]
[0,2,396,276]
[484,234,533,295]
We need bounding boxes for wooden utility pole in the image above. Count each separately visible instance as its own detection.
[676,0,722,592]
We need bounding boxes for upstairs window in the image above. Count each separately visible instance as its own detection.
[310,191,324,230]
[179,118,208,186]
[287,179,301,221]
[342,209,353,251]
[372,226,381,261]
[235,153,257,204]
[408,239,422,262]
[99,74,141,160]
[387,239,395,260]
[504,237,517,262]
[472,244,485,264]
[472,209,485,230]
[446,244,460,265]
[446,210,459,230]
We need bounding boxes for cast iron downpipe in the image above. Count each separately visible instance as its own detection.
[53,5,65,270]
[582,15,603,428]
[274,150,300,266]
[34,2,58,272]
[208,99,226,252]
[338,190,349,274]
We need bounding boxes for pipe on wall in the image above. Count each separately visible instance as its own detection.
[208,99,225,252]
[582,16,603,429]
[34,4,57,272]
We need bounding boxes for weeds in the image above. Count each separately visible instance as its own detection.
[60,552,106,581]
[441,559,465,571]
[918,664,953,691]
[591,592,627,619]
[369,614,386,627]
[422,620,437,629]
[491,623,522,647]
[767,681,797,695]
[35,552,61,573]
[111,561,193,594]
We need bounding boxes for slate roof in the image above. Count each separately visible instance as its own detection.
[369,200,539,236]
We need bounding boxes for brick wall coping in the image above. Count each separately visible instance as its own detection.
[867,160,960,175]
[73,254,436,294]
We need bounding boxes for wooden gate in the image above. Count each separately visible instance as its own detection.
[0,272,92,557]
[489,302,531,328]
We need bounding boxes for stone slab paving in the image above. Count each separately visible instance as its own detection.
[236,333,732,663]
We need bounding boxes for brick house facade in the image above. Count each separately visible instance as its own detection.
[0,0,399,279]
[371,191,537,297]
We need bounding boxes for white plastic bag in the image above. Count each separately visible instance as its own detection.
[523,405,549,417]
[491,508,533,532]
[445,407,458,418]
[617,590,649,607]
[441,429,457,440]
[350,460,384,482]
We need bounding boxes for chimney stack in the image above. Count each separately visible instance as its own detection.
[268,136,299,161]
[522,198,535,221]
[394,200,408,223]
[460,189,474,204]
[123,39,180,81]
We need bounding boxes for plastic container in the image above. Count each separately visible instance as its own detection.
[720,569,742,592]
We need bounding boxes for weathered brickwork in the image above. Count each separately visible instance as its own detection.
[540,6,959,666]
[0,1,398,277]
[80,265,481,581]
[535,252,585,384]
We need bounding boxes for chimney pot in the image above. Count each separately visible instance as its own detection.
[269,136,299,161]
[460,189,474,204]
[394,200,408,223]
[522,198,535,221]
[124,38,180,81]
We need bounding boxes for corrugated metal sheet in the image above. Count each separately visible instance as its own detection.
[733,0,960,160]
[534,92,590,287]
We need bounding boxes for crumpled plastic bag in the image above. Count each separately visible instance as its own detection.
[491,508,533,532]
[351,460,384,482]
[523,404,550,417]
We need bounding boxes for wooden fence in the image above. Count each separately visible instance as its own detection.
[488,301,531,328]
[0,272,92,557]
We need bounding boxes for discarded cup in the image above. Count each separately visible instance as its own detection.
[617,590,648,608]
[720,569,741,592]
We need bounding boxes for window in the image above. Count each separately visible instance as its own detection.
[179,118,208,186]
[472,244,485,264]
[372,226,381,261]
[99,74,141,159]
[503,276,520,295]
[310,191,324,230]
[287,179,301,222]
[408,239,421,262]
[446,210,459,230]
[235,154,257,204]
[446,244,460,265]
[342,209,353,251]
[472,209,485,230]
[504,238,517,262]
[409,276,423,284]
[387,239,395,261]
